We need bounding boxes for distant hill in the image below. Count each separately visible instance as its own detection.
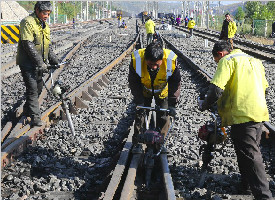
[221,2,245,16]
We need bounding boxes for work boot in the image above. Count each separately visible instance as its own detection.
[32,116,43,127]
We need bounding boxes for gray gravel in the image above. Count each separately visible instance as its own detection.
[1,20,274,200]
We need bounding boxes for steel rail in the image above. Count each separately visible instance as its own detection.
[1,26,110,146]
[1,31,140,168]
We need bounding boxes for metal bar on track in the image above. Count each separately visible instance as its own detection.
[103,127,134,200]
[160,153,176,200]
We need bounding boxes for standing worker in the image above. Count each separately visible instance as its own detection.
[145,16,155,45]
[16,1,59,126]
[198,41,273,200]
[176,16,181,26]
[117,14,122,28]
[219,13,237,49]
[128,42,181,150]
[187,17,196,38]
[184,15,189,27]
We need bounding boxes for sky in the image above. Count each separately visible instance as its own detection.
[221,1,242,5]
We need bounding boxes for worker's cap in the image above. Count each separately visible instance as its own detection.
[35,1,52,11]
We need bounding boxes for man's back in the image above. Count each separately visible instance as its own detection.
[211,49,269,126]
[145,19,155,34]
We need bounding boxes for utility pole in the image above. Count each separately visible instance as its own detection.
[86,1,89,21]
[207,1,210,30]
[106,1,108,18]
[201,1,204,28]
[80,1,83,21]
[53,1,56,24]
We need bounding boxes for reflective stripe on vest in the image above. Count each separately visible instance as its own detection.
[167,51,176,79]
[226,53,252,61]
[134,50,142,76]
[143,84,168,93]
[135,50,175,81]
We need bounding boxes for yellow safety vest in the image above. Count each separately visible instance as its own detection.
[211,49,269,126]
[132,49,177,99]
[145,19,155,34]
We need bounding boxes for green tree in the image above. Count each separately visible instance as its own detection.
[267,1,275,19]
[257,4,273,20]
[245,1,261,20]
[235,7,245,21]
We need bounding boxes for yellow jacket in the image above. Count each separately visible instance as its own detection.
[187,19,196,29]
[145,19,155,34]
[16,13,51,67]
[131,48,177,98]
[228,20,237,38]
[211,49,269,126]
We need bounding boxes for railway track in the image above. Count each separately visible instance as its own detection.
[174,25,275,63]
[1,19,120,141]
[1,19,275,199]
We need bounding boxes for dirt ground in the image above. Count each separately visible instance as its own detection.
[240,34,275,45]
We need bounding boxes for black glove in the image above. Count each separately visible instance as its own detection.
[168,107,176,117]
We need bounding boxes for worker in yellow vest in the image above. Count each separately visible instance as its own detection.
[187,17,196,38]
[145,16,155,45]
[117,15,122,28]
[199,41,272,199]
[129,42,181,148]
[219,13,237,49]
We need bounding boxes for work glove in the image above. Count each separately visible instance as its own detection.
[39,63,49,73]
[168,107,176,117]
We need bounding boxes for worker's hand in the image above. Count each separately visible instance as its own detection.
[168,107,176,117]
[40,63,49,73]
[198,97,204,111]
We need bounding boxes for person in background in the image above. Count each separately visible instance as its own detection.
[117,14,122,28]
[199,41,273,200]
[176,16,181,26]
[16,1,59,126]
[187,17,196,37]
[184,15,189,27]
[219,13,237,49]
[145,16,155,45]
[128,42,181,150]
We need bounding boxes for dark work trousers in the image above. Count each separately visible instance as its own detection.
[231,122,273,200]
[133,97,169,144]
[20,66,43,118]
[147,33,153,46]
[222,38,234,50]
[190,28,193,36]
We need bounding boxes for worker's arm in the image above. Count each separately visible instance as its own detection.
[168,61,181,107]
[201,83,224,111]
[48,44,59,65]
[128,60,144,105]
[20,20,44,67]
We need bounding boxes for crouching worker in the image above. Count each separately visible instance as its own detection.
[16,1,59,126]
[128,42,181,150]
[198,41,273,199]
